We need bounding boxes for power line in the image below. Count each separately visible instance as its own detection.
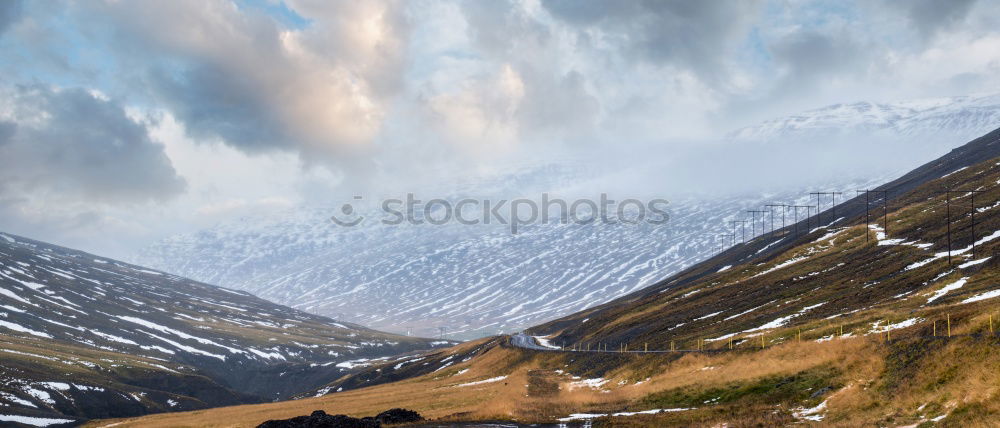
[936,189,985,263]
[730,220,748,244]
[810,192,844,226]
[791,205,815,235]
[764,204,786,237]
[856,190,871,243]
[747,210,766,240]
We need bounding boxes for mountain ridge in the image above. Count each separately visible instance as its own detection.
[0,231,454,425]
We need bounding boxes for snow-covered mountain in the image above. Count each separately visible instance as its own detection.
[131,189,861,340]
[132,94,996,342]
[0,232,452,424]
[727,93,1000,141]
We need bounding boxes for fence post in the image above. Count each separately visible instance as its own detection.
[933,320,936,337]
[645,342,648,352]
[797,328,801,342]
[947,314,951,338]
[670,340,675,352]
[990,314,994,335]
[760,335,765,349]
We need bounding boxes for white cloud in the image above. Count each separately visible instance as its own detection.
[2,0,1000,255]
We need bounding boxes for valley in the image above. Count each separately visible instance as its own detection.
[86,127,1000,427]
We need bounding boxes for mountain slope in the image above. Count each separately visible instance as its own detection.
[130,94,1000,341]
[88,129,1000,428]
[530,126,1000,347]
[131,184,893,341]
[728,93,1000,142]
[0,233,453,425]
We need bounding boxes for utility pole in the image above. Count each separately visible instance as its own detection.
[790,205,814,236]
[965,190,984,258]
[944,192,952,265]
[810,192,844,226]
[703,233,721,255]
[747,210,765,239]
[809,192,824,224]
[764,204,786,237]
[730,220,747,244]
[935,191,955,265]
[868,190,889,238]
[830,192,843,225]
[938,190,984,261]
[856,190,870,243]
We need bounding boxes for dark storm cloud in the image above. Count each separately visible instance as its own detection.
[542,0,762,76]
[0,84,185,202]
[891,0,978,41]
[146,63,291,153]
[0,120,14,145]
[769,30,870,85]
[0,0,22,35]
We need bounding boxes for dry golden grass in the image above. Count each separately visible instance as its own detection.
[85,157,1000,427]
[83,334,934,427]
[87,327,1000,427]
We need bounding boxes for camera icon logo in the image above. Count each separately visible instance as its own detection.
[330,196,365,227]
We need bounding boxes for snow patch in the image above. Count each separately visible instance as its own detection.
[453,375,507,387]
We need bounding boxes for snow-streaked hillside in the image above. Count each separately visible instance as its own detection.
[727,93,1000,141]
[131,190,870,340]
[0,232,453,423]
[133,94,996,342]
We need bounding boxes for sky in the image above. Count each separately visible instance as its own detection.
[1,0,999,257]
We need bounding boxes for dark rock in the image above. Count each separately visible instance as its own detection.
[375,408,423,424]
[257,410,380,428]
[810,386,834,399]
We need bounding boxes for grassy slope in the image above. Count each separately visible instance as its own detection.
[89,145,1000,427]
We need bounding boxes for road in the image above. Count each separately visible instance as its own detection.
[510,333,714,354]
[511,333,558,351]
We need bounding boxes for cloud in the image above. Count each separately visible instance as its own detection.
[417,0,603,151]
[542,0,762,77]
[767,30,872,93]
[0,84,185,255]
[892,0,978,42]
[86,0,409,163]
[0,84,185,203]
[0,0,22,35]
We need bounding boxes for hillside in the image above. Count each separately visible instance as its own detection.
[529,126,1000,346]
[0,233,454,426]
[96,128,1000,427]
[129,93,1000,341]
[129,196,765,339]
[727,93,1000,142]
